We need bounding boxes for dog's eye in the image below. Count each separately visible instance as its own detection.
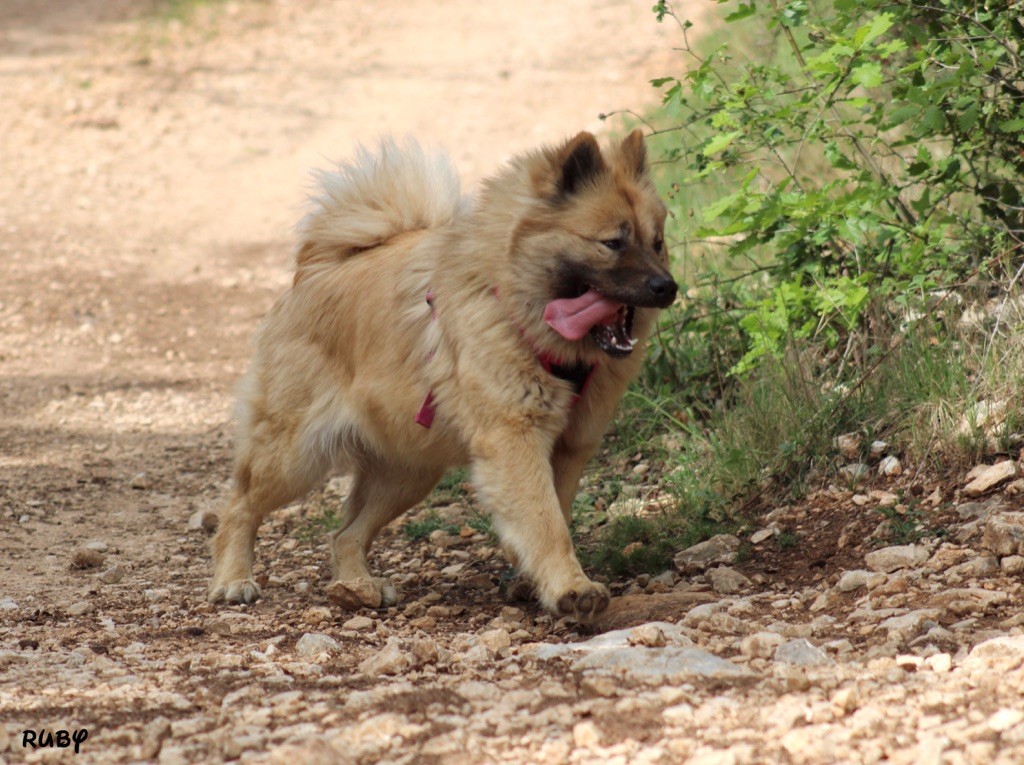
[653,238,664,252]
[601,238,625,252]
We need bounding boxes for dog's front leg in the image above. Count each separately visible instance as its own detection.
[471,429,609,623]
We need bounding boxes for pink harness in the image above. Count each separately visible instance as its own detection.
[414,291,596,429]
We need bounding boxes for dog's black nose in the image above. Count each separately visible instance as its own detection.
[646,275,678,306]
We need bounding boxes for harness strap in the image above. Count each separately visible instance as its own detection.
[415,290,596,429]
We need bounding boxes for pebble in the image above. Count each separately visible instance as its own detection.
[295,633,340,658]
[97,564,125,584]
[573,720,602,748]
[674,534,741,573]
[963,460,1016,496]
[707,566,750,594]
[864,545,930,573]
[358,640,410,676]
[835,569,886,592]
[130,472,150,490]
[66,601,94,617]
[739,632,784,660]
[342,615,375,631]
[71,547,105,569]
[187,509,219,532]
[326,578,383,609]
[981,512,1024,556]
[775,638,833,667]
[878,456,902,476]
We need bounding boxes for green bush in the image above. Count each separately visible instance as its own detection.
[649,0,1023,378]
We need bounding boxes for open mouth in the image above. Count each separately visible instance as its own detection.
[589,303,636,358]
[543,288,638,358]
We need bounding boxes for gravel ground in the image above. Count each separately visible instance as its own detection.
[2,2,1023,763]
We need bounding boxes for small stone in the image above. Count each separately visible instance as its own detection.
[925,653,952,673]
[138,717,172,760]
[97,565,125,584]
[326,578,383,610]
[964,460,1017,497]
[750,528,776,545]
[869,440,889,458]
[775,638,833,667]
[739,631,785,660]
[982,512,1024,556]
[358,640,410,676]
[478,628,511,654]
[410,638,440,664]
[629,623,667,648]
[71,547,105,569]
[878,609,941,640]
[85,540,108,553]
[295,632,339,659]
[831,686,860,715]
[987,709,1024,733]
[835,433,862,461]
[66,601,94,617]
[207,619,232,637]
[673,534,740,573]
[835,569,886,592]
[130,472,150,490]
[572,720,602,748]
[878,456,902,477]
[707,566,750,595]
[1001,555,1024,574]
[342,615,374,631]
[187,510,218,532]
[864,545,930,573]
[838,463,870,485]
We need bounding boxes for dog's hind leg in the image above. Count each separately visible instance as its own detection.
[329,459,443,606]
[209,408,335,605]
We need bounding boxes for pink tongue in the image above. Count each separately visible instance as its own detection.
[543,289,624,341]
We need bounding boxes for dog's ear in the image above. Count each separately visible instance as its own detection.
[620,128,647,178]
[556,132,606,196]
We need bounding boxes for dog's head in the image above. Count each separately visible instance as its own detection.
[510,130,676,361]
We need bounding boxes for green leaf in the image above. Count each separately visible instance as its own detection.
[724,2,757,23]
[853,13,894,49]
[851,62,883,88]
[701,129,743,157]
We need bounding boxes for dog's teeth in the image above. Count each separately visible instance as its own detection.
[628,337,637,348]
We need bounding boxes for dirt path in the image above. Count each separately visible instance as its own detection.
[4,2,1024,764]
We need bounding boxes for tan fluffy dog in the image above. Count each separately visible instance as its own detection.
[208,130,677,622]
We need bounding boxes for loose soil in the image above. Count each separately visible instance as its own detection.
[3,3,1024,764]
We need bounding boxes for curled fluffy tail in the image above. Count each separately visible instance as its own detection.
[296,137,464,271]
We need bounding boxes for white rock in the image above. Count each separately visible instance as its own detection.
[775,638,832,667]
[478,628,511,654]
[708,566,750,595]
[869,440,889,458]
[342,615,374,631]
[835,433,862,461]
[878,456,902,476]
[925,653,952,672]
[836,569,886,592]
[963,635,1024,671]
[97,565,125,584]
[964,460,1017,497]
[66,601,94,617]
[988,709,1024,733]
[358,640,410,676]
[739,631,784,660]
[838,463,869,485]
[878,609,941,640]
[573,720,602,748]
[295,632,339,659]
[629,623,668,648]
[864,545,930,573]
[982,512,1024,556]
[673,535,740,573]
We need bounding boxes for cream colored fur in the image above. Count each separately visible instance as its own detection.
[209,131,671,622]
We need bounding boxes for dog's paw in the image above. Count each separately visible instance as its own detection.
[208,579,261,605]
[554,581,610,624]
